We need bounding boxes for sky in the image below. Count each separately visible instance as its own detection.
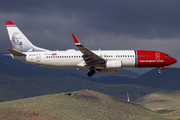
[0,0,180,74]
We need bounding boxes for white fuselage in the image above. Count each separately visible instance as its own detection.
[13,50,136,69]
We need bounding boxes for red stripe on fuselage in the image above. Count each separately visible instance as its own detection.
[136,50,174,68]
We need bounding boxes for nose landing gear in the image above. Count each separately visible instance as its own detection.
[158,66,167,74]
[158,68,161,74]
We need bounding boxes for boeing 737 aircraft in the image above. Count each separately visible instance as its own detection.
[5,21,177,77]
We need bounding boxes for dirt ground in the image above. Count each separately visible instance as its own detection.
[0,107,59,120]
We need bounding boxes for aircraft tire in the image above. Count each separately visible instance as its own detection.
[158,69,161,74]
[91,69,95,74]
[87,72,93,77]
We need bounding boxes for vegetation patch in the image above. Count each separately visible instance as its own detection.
[0,107,58,120]
[156,109,175,114]
[65,91,99,100]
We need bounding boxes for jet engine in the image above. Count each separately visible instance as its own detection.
[105,60,122,68]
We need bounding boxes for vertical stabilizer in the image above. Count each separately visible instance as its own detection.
[5,21,50,52]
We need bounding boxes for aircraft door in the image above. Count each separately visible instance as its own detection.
[36,54,41,62]
[155,52,160,65]
[155,52,160,60]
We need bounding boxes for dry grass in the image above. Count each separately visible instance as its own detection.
[0,90,172,120]
[135,90,180,119]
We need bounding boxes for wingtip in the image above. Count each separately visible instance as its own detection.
[72,33,81,45]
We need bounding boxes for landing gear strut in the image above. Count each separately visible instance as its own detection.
[158,68,161,74]
[87,67,96,77]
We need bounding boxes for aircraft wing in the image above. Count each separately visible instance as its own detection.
[72,33,105,66]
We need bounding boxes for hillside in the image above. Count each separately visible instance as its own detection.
[0,90,171,120]
[134,90,180,120]
[133,68,180,89]
[0,73,164,102]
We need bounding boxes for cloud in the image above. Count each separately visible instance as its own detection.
[0,0,179,70]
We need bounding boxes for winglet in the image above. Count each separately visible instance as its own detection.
[72,33,81,45]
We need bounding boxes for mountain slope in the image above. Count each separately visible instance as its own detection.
[133,68,180,89]
[0,73,164,102]
[134,90,180,120]
[0,90,171,120]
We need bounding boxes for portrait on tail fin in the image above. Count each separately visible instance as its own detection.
[6,21,48,52]
[11,32,23,52]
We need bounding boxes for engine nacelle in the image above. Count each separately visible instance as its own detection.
[105,60,122,68]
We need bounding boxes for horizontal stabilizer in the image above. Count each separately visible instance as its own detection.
[7,48,26,56]
[3,54,11,56]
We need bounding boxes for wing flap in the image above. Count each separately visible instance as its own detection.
[7,48,26,56]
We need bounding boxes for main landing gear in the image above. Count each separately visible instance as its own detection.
[87,67,96,77]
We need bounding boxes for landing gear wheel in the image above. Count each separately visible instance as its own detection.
[91,69,95,74]
[87,72,93,77]
[87,68,96,77]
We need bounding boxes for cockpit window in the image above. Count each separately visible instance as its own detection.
[164,54,170,57]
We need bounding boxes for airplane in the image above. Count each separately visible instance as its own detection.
[5,21,177,77]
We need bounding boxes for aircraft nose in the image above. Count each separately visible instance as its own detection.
[171,57,177,64]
